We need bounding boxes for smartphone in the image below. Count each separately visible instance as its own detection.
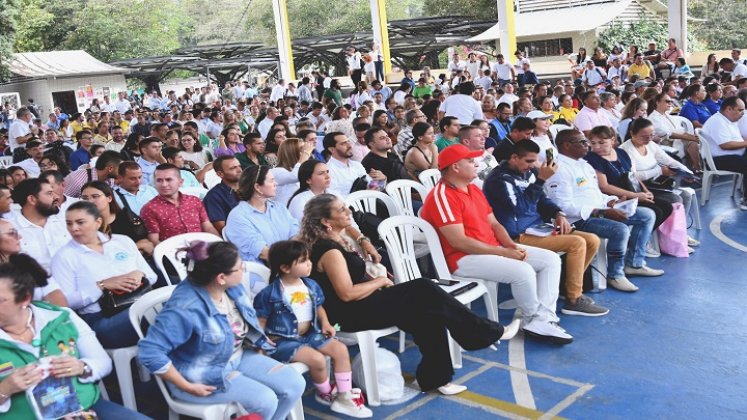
[546,148,555,164]
[433,278,460,287]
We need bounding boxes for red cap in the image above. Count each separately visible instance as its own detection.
[438,144,484,170]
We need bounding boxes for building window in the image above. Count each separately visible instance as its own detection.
[517,38,574,57]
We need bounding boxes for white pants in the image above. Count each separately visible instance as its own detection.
[453,245,561,323]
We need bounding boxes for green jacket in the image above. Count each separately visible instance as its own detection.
[0,302,99,418]
[235,151,269,170]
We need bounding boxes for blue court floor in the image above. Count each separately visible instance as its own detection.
[128,179,747,419]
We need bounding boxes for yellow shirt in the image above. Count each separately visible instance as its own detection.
[118,120,130,133]
[71,121,85,135]
[554,107,579,123]
[628,63,652,80]
[93,134,112,145]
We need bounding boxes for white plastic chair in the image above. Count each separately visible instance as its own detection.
[335,327,399,406]
[345,190,399,217]
[548,124,572,139]
[153,233,223,283]
[385,180,428,217]
[697,131,743,206]
[105,346,140,411]
[0,156,13,168]
[180,186,209,199]
[417,169,441,191]
[242,261,271,301]
[129,286,245,420]
[378,216,498,363]
[203,169,221,189]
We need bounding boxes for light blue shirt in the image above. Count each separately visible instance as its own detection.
[137,157,159,186]
[114,184,158,215]
[224,200,299,262]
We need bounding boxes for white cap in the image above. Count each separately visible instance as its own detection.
[527,110,553,120]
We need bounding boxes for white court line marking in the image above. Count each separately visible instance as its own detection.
[539,383,595,420]
[383,364,492,419]
[710,212,747,252]
[508,312,536,409]
[462,354,590,388]
[446,396,529,420]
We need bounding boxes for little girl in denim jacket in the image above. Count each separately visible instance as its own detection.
[254,240,373,418]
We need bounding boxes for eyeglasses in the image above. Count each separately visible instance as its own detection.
[0,229,19,238]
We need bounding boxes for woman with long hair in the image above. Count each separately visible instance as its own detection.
[678,83,712,128]
[179,131,212,169]
[120,133,142,161]
[264,127,287,167]
[271,138,313,206]
[648,92,701,171]
[617,97,648,141]
[324,106,355,141]
[700,53,719,78]
[301,194,519,395]
[404,122,438,179]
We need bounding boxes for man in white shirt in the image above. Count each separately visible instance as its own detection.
[465,53,481,81]
[447,52,464,74]
[438,82,484,125]
[459,125,497,188]
[323,132,383,197]
[581,60,607,87]
[701,96,747,209]
[270,79,287,103]
[514,50,530,87]
[496,82,519,106]
[8,107,34,151]
[346,46,363,87]
[491,54,515,85]
[16,140,45,178]
[101,96,117,113]
[544,129,662,292]
[115,91,132,114]
[719,58,747,81]
[41,170,79,220]
[475,69,493,91]
[257,107,279,139]
[732,49,747,66]
[607,58,627,82]
[114,161,159,215]
[9,178,71,270]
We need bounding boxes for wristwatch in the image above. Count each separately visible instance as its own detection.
[356,235,371,245]
[80,362,93,379]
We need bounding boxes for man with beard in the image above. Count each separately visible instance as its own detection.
[9,178,71,269]
[203,156,242,234]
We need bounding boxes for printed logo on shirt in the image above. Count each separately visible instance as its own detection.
[575,177,588,186]
[0,361,14,377]
[114,252,129,261]
[289,291,311,305]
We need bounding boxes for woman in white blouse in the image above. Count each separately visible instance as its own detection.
[620,119,698,248]
[647,93,701,171]
[270,138,314,206]
[51,201,157,349]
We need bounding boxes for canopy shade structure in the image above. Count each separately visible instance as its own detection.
[6,50,129,81]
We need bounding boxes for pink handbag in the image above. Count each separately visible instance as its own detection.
[658,202,689,258]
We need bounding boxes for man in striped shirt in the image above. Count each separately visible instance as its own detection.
[421,144,572,344]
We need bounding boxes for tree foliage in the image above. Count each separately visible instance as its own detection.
[422,0,494,20]
[0,0,18,77]
[689,0,747,50]
[596,16,669,52]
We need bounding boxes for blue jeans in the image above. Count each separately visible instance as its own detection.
[168,350,306,420]
[81,310,139,349]
[91,398,152,420]
[575,206,656,278]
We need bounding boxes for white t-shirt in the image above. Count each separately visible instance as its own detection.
[492,62,514,80]
[282,282,313,323]
[738,113,747,140]
[8,119,31,151]
[439,94,484,125]
[701,112,744,157]
[515,57,530,75]
[733,62,747,79]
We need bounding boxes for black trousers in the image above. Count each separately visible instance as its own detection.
[639,190,682,229]
[713,152,747,193]
[351,69,362,87]
[331,278,503,391]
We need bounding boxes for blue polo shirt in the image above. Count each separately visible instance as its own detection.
[137,157,159,186]
[702,98,722,115]
[679,100,712,125]
[68,148,91,171]
[204,182,239,224]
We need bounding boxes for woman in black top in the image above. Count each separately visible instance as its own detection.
[301,194,519,395]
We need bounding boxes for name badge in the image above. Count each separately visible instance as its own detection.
[0,361,14,377]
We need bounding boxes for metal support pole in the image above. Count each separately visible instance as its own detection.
[272,0,295,81]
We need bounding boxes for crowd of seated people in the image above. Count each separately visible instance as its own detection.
[1,39,746,418]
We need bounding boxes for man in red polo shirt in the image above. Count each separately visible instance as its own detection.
[421,144,572,344]
[141,164,219,244]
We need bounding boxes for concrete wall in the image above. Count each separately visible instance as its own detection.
[0,73,127,116]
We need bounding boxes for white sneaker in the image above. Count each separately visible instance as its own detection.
[437,383,468,395]
[624,265,665,277]
[522,319,573,345]
[687,236,700,247]
[645,242,661,258]
[330,391,373,418]
[500,319,521,340]
[608,277,639,292]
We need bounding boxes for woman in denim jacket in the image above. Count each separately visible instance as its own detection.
[254,240,372,418]
[137,241,305,420]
